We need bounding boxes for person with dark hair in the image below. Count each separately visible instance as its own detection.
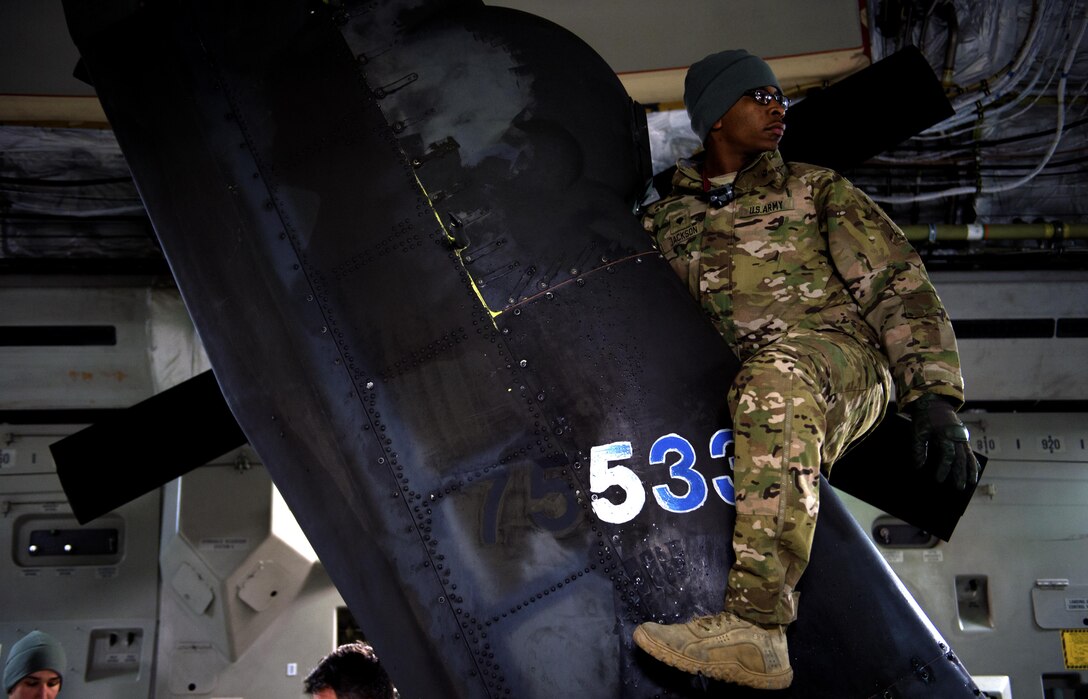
[3,630,65,699]
[632,49,977,689]
[304,642,395,699]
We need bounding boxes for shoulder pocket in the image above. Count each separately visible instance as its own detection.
[901,290,943,319]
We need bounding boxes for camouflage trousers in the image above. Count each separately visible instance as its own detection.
[725,328,892,625]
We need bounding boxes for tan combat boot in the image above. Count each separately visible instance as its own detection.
[632,611,793,689]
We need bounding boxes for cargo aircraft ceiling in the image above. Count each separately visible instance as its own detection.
[1,0,1085,276]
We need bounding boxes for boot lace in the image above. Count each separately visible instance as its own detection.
[692,612,738,632]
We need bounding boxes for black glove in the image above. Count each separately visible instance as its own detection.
[908,393,979,490]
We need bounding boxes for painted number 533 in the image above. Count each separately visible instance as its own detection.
[589,430,735,525]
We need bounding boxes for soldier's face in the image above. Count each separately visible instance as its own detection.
[8,671,61,699]
[708,85,786,165]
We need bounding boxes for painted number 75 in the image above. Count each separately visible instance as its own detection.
[589,429,735,525]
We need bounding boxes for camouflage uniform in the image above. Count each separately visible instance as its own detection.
[643,150,964,625]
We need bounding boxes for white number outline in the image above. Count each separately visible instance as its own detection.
[709,429,736,505]
[589,442,646,524]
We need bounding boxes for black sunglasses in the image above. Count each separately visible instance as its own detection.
[744,88,791,110]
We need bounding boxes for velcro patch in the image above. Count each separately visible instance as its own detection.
[668,224,701,246]
[737,197,793,219]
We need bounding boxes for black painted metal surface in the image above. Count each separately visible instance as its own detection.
[778,45,955,173]
[62,1,982,696]
[52,370,246,523]
[830,411,987,542]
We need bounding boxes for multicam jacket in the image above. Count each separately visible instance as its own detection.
[643,149,964,408]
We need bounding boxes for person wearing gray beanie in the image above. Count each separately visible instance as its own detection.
[3,631,65,698]
[684,49,782,144]
[633,49,973,690]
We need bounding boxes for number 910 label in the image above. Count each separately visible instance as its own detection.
[589,429,735,524]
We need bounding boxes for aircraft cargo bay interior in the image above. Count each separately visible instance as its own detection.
[1,1,1086,698]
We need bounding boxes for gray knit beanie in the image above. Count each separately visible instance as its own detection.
[3,630,66,692]
[684,49,781,143]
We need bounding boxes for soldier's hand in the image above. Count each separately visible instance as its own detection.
[908,393,979,490]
